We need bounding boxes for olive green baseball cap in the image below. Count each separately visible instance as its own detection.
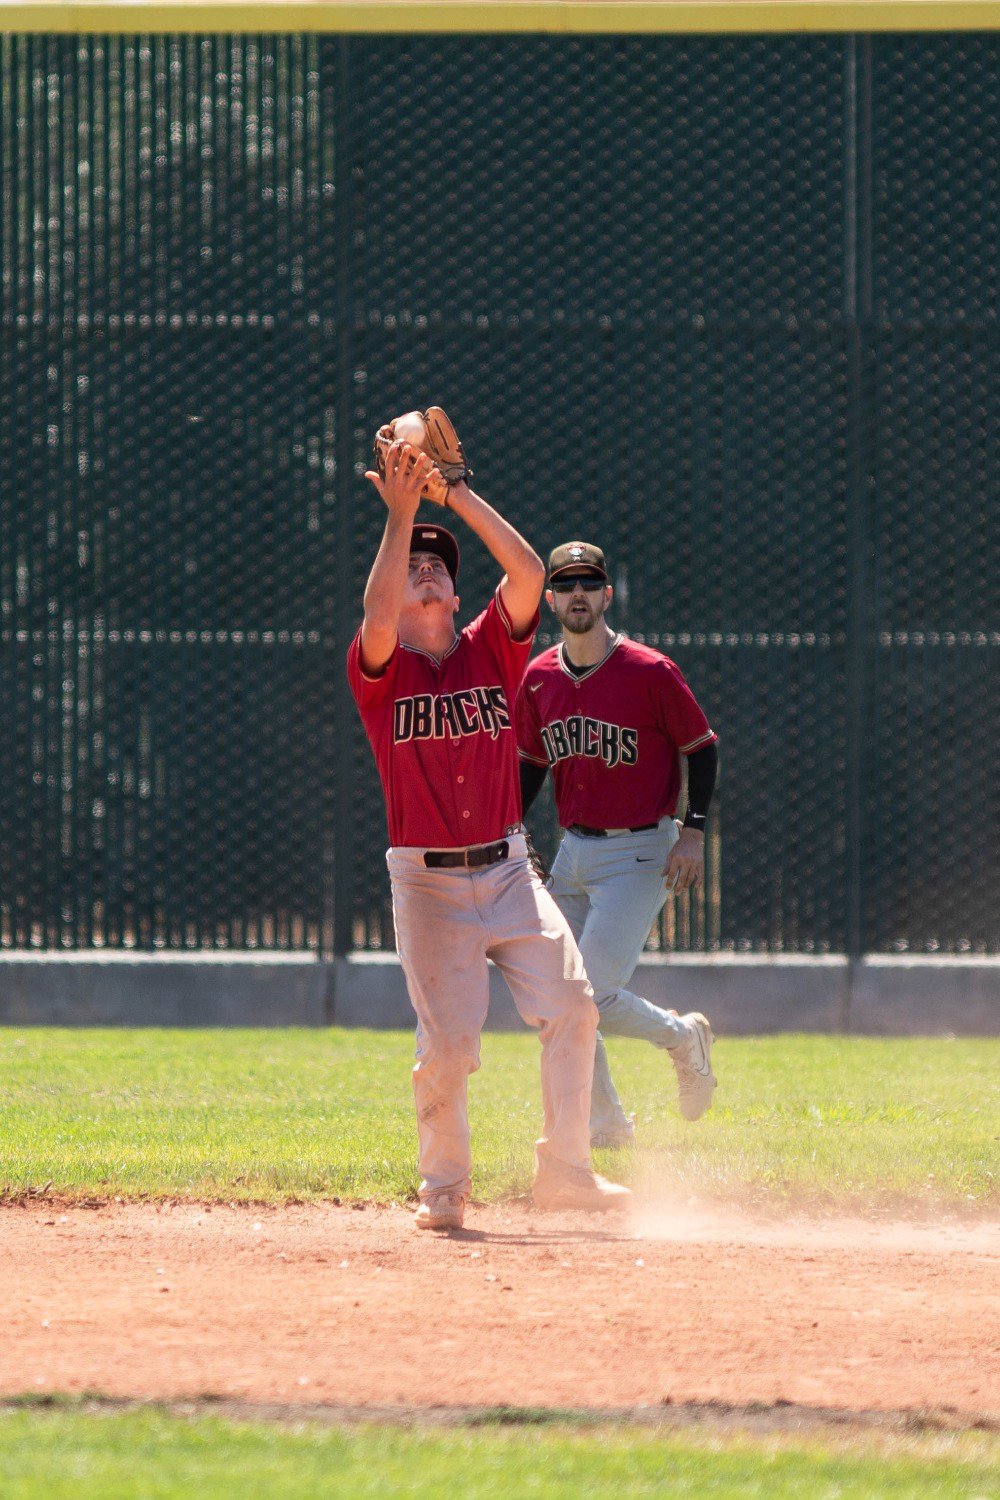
[547,541,609,582]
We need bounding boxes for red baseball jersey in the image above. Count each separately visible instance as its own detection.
[347,589,539,848]
[515,634,716,829]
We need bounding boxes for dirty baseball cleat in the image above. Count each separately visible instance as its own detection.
[532,1166,633,1213]
[414,1193,467,1231]
[590,1112,637,1150]
[668,1012,717,1121]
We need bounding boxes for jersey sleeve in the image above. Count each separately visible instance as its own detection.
[346,625,399,710]
[465,588,540,696]
[654,656,718,755]
[514,674,549,765]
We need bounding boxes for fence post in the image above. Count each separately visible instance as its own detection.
[330,36,357,958]
[843,35,875,1017]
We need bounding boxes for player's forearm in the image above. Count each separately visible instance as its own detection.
[361,512,411,660]
[446,482,545,601]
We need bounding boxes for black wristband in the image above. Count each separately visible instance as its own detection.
[682,810,707,830]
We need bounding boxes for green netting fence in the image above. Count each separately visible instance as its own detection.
[0,34,997,956]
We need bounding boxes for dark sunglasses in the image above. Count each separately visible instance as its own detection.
[550,576,607,594]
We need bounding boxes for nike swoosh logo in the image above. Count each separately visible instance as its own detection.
[636,857,657,864]
[529,682,542,692]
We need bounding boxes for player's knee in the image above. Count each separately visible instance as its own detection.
[546,991,598,1042]
[414,1031,481,1078]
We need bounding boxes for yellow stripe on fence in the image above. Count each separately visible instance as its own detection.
[1,1,999,35]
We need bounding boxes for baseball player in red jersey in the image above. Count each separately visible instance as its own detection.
[516,541,719,1147]
[347,445,630,1230]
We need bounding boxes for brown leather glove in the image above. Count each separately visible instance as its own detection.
[373,406,472,507]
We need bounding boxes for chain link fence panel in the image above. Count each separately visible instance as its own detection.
[0,34,996,956]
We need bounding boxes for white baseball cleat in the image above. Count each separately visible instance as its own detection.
[668,1012,717,1121]
[532,1167,633,1213]
[414,1193,467,1231]
[590,1112,637,1150]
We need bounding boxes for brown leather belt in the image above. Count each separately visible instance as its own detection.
[567,823,659,838]
[423,839,510,869]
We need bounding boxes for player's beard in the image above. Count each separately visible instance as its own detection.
[560,599,602,634]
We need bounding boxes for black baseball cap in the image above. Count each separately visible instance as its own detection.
[411,523,460,585]
[547,541,609,583]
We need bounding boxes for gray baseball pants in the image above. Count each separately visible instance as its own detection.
[388,834,599,1202]
[546,818,685,1136]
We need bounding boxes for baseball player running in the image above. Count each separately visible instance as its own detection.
[515,541,719,1147]
[347,420,630,1230]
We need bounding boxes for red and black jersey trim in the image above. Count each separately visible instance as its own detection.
[556,634,624,682]
[679,728,718,755]
[495,585,540,642]
[400,635,462,668]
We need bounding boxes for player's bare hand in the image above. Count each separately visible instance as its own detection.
[365,440,435,516]
[664,826,704,892]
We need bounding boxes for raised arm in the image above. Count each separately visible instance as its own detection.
[360,442,437,674]
[445,482,545,637]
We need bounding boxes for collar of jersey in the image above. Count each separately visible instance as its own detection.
[400,635,462,667]
[557,632,623,682]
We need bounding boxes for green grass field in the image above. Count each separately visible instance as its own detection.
[3,1028,998,1497]
[1,1404,998,1500]
[1,1028,996,1210]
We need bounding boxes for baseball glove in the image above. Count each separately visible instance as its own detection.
[373,407,472,507]
[523,828,549,884]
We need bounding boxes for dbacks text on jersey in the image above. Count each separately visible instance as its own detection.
[542,716,638,770]
[394,686,512,744]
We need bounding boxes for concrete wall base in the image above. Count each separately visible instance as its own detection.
[1,951,998,1035]
[0,953,331,1028]
[333,952,1000,1036]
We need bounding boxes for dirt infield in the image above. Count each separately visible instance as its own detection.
[3,1199,998,1424]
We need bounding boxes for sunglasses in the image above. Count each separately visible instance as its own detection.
[550,576,607,595]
